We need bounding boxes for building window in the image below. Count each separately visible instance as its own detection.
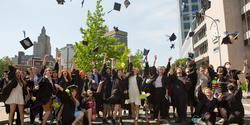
[194,40,208,57]
[182,0,188,3]
[192,5,199,11]
[183,6,189,12]
[183,14,190,21]
[184,23,190,29]
[191,0,198,2]
[184,31,189,38]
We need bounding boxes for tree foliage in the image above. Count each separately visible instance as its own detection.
[0,57,10,76]
[73,0,143,72]
[73,0,126,72]
[172,58,187,72]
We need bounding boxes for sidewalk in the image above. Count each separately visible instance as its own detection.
[0,102,9,124]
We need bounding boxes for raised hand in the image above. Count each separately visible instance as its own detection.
[154,55,157,60]
[6,56,11,65]
[57,51,61,57]
[127,53,131,58]
[44,54,49,60]
[168,57,172,62]
[244,59,248,65]
[203,57,207,62]
[99,80,104,85]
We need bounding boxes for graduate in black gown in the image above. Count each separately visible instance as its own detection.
[99,55,113,123]
[146,55,171,121]
[184,58,197,115]
[168,66,188,123]
[218,82,244,125]
[54,84,79,125]
[107,58,128,125]
[195,83,219,125]
[224,59,248,85]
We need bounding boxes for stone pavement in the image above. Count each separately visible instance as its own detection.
[1,98,250,125]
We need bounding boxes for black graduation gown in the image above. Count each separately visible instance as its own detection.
[71,69,89,96]
[100,64,113,103]
[59,77,72,90]
[2,65,25,102]
[186,64,198,106]
[225,69,241,85]
[57,90,76,125]
[31,77,56,113]
[168,74,188,119]
[195,86,218,124]
[108,69,128,105]
[220,88,244,123]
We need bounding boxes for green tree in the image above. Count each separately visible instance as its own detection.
[172,58,187,72]
[115,48,143,71]
[73,0,126,72]
[0,57,10,76]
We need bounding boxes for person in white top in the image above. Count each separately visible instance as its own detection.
[4,56,25,125]
[127,54,143,122]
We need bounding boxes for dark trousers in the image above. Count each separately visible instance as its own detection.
[220,107,244,125]
[153,87,168,119]
[173,91,187,119]
[30,105,43,123]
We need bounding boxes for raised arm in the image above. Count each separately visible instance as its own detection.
[143,56,149,78]
[96,80,104,93]
[111,58,117,81]
[6,56,16,79]
[54,51,61,74]
[126,53,133,73]
[100,54,107,76]
[242,59,248,74]
[164,57,172,75]
[152,55,157,67]
[40,55,49,76]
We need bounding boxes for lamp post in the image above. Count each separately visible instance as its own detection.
[193,11,222,66]
[203,14,222,66]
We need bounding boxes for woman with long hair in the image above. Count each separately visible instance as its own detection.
[126,54,143,122]
[73,81,103,125]
[36,66,56,125]
[3,56,25,125]
[54,84,80,125]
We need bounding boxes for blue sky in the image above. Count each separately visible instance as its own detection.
[0,0,180,66]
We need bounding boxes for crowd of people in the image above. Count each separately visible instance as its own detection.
[0,52,249,125]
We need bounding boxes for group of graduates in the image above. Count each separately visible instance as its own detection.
[0,52,249,125]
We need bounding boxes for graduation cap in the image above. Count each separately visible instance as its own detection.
[114,2,121,11]
[124,0,131,8]
[57,0,65,5]
[93,47,99,52]
[188,52,194,59]
[89,50,92,55]
[82,40,88,46]
[189,31,195,37]
[222,32,239,44]
[20,37,33,50]
[81,0,85,8]
[169,33,177,41]
[113,26,119,32]
[201,0,211,11]
[143,49,150,56]
[170,44,175,49]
